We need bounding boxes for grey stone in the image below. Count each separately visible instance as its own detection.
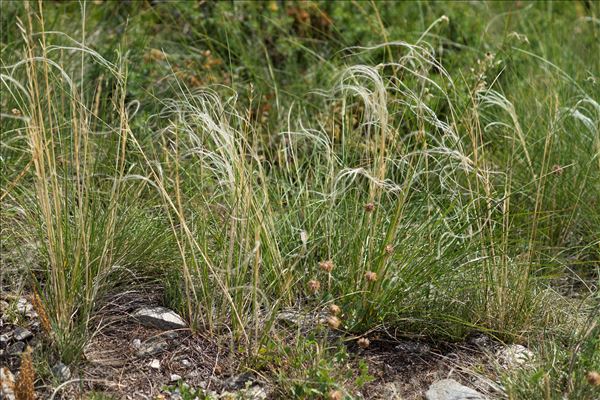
[466,333,492,348]
[133,306,186,330]
[223,372,255,390]
[132,338,142,349]
[52,362,71,382]
[425,379,487,400]
[163,331,179,339]
[13,327,33,342]
[136,339,168,357]
[7,341,25,355]
[395,340,430,354]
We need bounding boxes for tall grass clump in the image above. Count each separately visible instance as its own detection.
[1,2,170,362]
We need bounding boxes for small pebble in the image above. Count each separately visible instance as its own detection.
[13,327,33,342]
[0,333,11,345]
[149,359,160,369]
[7,342,25,355]
[51,362,71,382]
[170,373,182,382]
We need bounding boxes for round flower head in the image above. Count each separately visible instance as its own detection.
[319,260,334,273]
[326,315,341,329]
[365,271,378,282]
[364,202,375,212]
[587,371,600,386]
[307,279,321,293]
[384,244,394,255]
[329,304,341,315]
[357,337,370,349]
[328,390,343,400]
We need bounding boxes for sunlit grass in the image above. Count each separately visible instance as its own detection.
[0,1,598,398]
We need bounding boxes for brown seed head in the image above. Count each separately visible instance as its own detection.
[365,271,378,282]
[357,337,370,349]
[308,279,321,293]
[364,202,375,212]
[11,108,21,116]
[319,260,334,273]
[31,291,51,335]
[384,244,394,255]
[328,390,343,400]
[329,304,341,315]
[15,347,35,400]
[586,371,600,386]
[327,315,341,329]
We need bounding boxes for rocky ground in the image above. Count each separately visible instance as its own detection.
[1,290,538,400]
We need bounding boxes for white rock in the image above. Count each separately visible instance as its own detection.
[149,359,161,369]
[425,379,487,400]
[496,344,535,368]
[132,338,142,349]
[170,373,182,382]
[133,306,186,330]
[16,297,33,314]
[181,359,191,367]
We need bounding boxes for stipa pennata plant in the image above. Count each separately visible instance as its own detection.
[127,86,292,351]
